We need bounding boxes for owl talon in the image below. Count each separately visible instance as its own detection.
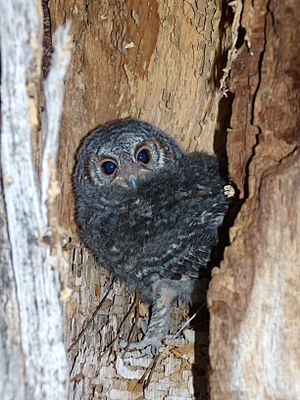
[223,183,235,198]
[127,338,161,354]
[119,336,161,355]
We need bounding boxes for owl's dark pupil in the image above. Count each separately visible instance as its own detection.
[137,148,151,164]
[102,160,117,175]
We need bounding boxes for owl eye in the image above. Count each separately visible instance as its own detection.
[101,160,117,175]
[136,148,151,164]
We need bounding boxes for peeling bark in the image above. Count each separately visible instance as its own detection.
[209,0,300,398]
[0,1,71,398]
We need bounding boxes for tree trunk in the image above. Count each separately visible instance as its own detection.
[48,0,232,398]
[208,0,300,399]
[0,0,71,398]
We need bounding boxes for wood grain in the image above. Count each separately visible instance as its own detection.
[208,0,300,398]
[0,1,71,398]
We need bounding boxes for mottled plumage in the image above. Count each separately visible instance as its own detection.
[73,118,230,347]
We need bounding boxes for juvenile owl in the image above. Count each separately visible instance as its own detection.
[73,118,230,348]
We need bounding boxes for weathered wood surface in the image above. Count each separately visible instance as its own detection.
[0,0,71,398]
[48,0,233,398]
[208,0,300,398]
[49,0,231,232]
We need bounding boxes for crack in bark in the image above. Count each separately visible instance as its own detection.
[42,0,53,79]
[243,0,271,198]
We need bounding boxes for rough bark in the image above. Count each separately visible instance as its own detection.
[49,0,231,232]
[0,0,71,398]
[48,0,233,398]
[208,0,300,398]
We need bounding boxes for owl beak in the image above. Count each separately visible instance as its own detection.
[120,164,139,189]
[127,176,137,189]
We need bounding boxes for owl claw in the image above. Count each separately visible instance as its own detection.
[119,336,162,354]
[129,338,161,350]
[223,183,235,198]
[121,338,162,357]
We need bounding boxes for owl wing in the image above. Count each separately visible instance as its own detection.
[143,203,226,280]
[105,184,228,283]
[123,153,229,281]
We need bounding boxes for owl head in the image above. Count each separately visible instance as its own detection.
[74,118,184,190]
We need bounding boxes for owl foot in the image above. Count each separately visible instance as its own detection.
[128,337,162,352]
[120,337,162,357]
